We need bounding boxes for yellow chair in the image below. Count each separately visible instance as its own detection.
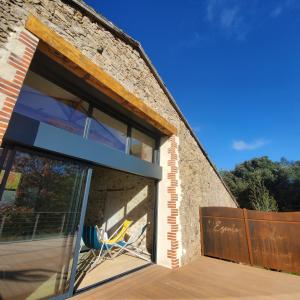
[88,219,133,269]
[106,219,133,244]
[108,222,150,262]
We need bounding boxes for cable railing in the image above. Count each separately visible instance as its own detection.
[0,211,81,243]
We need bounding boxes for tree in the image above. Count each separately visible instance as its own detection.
[220,156,300,211]
[249,174,278,212]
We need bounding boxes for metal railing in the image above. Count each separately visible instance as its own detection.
[0,211,80,243]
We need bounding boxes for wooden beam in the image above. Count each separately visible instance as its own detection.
[25,15,177,135]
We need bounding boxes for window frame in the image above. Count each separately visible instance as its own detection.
[17,64,160,164]
[130,127,157,163]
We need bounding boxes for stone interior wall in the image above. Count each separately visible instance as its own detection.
[0,0,237,265]
[85,166,155,255]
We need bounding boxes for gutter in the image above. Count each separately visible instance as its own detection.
[67,0,238,206]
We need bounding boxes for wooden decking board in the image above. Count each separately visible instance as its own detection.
[74,256,300,300]
[76,254,150,290]
[0,238,73,300]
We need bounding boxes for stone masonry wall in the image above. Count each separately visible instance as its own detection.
[0,0,237,266]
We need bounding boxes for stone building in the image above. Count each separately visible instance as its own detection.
[0,0,237,299]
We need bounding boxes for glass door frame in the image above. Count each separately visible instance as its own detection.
[66,167,92,299]
[0,145,93,300]
[0,145,159,299]
[47,167,92,300]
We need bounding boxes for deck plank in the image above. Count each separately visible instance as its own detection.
[74,256,300,300]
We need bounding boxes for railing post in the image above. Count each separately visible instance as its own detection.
[199,207,205,256]
[60,213,66,235]
[243,208,254,265]
[0,215,6,238]
[32,213,40,240]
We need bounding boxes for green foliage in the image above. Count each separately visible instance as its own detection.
[220,157,300,211]
[248,174,278,211]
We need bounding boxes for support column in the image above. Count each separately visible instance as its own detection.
[157,135,182,269]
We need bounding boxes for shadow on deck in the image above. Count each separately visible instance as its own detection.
[73,256,300,300]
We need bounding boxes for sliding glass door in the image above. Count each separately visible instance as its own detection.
[0,148,90,300]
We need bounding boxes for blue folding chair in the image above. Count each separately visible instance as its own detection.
[81,220,134,269]
[81,225,112,269]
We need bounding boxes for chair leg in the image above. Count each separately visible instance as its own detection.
[89,253,104,271]
[121,247,151,262]
[110,243,151,262]
[111,245,126,259]
[88,245,113,271]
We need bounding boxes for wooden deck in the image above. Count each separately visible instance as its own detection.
[0,237,73,300]
[74,256,300,300]
[76,253,150,290]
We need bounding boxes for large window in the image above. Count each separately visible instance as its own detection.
[131,128,156,163]
[15,71,89,137]
[0,149,88,299]
[14,69,158,163]
[88,109,127,152]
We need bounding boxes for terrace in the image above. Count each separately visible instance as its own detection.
[0,2,298,300]
[74,256,300,300]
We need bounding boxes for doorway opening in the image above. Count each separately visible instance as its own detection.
[75,165,156,291]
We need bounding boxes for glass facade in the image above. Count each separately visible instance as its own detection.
[14,67,158,163]
[88,109,127,152]
[131,128,155,163]
[15,71,89,137]
[0,149,88,299]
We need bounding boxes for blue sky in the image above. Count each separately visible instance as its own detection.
[85,0,300,170]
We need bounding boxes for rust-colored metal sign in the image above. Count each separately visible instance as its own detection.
[200,207,300,273]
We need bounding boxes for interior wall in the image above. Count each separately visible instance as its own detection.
[85,166,156,256]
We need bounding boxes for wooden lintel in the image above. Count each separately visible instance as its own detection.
[25,15,177,136]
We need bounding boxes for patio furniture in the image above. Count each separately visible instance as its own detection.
[81,225,112,266]
[110,223,151,262]
[81,219,133,270]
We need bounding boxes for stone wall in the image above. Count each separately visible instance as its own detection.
[85,166,155,255]
[0,0,237,266]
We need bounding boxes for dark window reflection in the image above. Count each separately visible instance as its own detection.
[0,150,87,299]
[14,71,89,136]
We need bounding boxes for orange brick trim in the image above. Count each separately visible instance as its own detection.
[166,135,181,269]
[0,29,39,144]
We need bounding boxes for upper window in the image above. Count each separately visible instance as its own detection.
[14,71,89,137]
[88,109,127,152]
[13,70,158,163]
[131,128,155,163]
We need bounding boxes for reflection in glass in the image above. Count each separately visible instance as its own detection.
[130,128,155,163]
[0,150,87,300]
[88,109,127,152]
[14,71,89,136]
